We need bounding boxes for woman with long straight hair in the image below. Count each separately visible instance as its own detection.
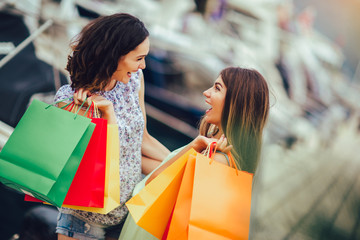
[119,66,270,239]
[199,67,270,173]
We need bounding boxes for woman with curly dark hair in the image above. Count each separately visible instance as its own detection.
[54,13,170,240]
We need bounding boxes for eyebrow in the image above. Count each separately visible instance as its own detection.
[137,54,147,58]
[215,82,223,88]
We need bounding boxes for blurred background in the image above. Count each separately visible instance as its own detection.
[0,0,360,239]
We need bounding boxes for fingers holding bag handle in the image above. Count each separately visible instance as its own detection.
[207,136,232,158]
[49,96,91,119]
[74,88,92,106]
[207,142,218,160]
[207,141,239,174]
[92,102,100,118]
[57,87,115,122]
[87,94,117,124]
[72,97,90,119]
[67,100,99,119]
[55,97,93,119]
[217,134,233,154]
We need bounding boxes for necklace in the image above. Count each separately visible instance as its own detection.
[207,125,219,138]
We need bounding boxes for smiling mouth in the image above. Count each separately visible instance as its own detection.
[205,100,212,114]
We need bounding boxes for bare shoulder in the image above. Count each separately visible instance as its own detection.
[212,152,229,166]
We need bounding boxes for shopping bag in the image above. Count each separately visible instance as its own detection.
[164,155,196,240]
[25,124,120,214]
[0,99,95,207]
[61,102,107,207]
[24,102,107,208]
[126,148,197,239]
[61,124,120,213]
[24,194,42,202]
[119,147,186,240]
[167,148,253,240]
[62,117,107,207]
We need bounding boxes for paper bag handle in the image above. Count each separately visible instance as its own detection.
[207,141,240,175]
[64,101,100,119]
[70,101,100,118]
[46,97,91,119]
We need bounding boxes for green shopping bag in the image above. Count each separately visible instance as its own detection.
[0,99,95,207]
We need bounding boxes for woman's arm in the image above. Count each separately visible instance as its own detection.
[142,128,170,161]
[141,156,162,175]
[145,135,216,185]
[145,134,233,185]
[138,71,171,166]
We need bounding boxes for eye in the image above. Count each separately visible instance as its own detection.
[214,85,220,91]
[137,56,146,61]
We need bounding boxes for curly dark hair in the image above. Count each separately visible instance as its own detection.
[66,13,149,92]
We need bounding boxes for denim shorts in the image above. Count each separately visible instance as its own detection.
[56,212,124,239]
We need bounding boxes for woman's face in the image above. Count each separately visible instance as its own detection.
[203,76,227,127]
[111,37,150,84]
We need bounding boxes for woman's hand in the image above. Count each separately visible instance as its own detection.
[73,88,91,106]
[216,134,233,153]
[73,88,117,124]
[190,134,232,154]
[145,134,232,185]
[190,135,216,153]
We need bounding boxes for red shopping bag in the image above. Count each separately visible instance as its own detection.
[25,102,107,208]
[63,117,107,207]
[24,194,42,202]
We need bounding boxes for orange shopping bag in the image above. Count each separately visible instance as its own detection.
[126,148,197,239]
[162,155,196,240]
[166,145,253,240]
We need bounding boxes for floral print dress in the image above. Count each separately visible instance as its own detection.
[54,70,144,226]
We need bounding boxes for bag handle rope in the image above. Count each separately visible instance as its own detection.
[46,97,91,119]
[205,141,239,175]
[93,101,100,118]
[65,100,100,119]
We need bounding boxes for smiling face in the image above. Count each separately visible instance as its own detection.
[111,37,150,84]
[203,76,227,127]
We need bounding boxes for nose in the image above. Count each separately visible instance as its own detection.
[203,88,210,97]
[139,59,146,70]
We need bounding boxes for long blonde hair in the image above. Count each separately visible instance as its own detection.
[199,67,269,173]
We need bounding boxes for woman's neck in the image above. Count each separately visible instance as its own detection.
[104,80,117,91]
